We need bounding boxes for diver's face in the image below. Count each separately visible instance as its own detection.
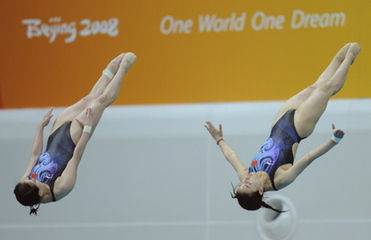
[238,173,263,195]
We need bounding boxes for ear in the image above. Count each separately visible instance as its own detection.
[38,187,44,197]
[258,188,264,195]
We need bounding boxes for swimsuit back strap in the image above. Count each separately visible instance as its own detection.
[48,181,57,202]
[51,190,57,202]
[269,174,279,191]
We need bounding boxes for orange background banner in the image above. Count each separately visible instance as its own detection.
[1,0,370,108]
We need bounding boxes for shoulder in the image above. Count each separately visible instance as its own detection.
[271,164,294,190]
[258,171,275,191]
[51,177,72,201]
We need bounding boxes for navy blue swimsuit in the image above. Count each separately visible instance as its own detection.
[29,121,76,201]
[248,110,304,190]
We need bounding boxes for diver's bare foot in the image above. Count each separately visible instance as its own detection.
[347,42,361,64]
[120,52,137,73]
[106,53,125,76]
[335,43,351,62]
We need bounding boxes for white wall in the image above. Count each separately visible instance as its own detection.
[1,99,371,240]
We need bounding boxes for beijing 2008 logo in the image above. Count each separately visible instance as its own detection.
[21,17,119,43]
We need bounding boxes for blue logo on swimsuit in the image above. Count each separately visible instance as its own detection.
[29,152,58,183]
[250,138,279,173]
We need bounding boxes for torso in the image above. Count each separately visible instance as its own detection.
[29,121,76,201]
[248,110,303,190]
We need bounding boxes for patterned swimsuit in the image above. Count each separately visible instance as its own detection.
[29,121,76,201]
[248,109,304,190]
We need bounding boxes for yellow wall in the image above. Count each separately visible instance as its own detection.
[0,0,369,108]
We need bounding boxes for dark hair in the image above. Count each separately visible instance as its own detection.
[14,182,41,215]
[230,183,285,213]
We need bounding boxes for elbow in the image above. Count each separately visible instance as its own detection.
[226,151,238,161]
[304,153,316,164]
[73,152,83,162]
[71,147,84,162]
[30,152,40,159]
[30,152,42,162]
[226,151,239,163]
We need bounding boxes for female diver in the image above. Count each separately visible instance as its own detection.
[205,43,361,212]
[14,52,137,215]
